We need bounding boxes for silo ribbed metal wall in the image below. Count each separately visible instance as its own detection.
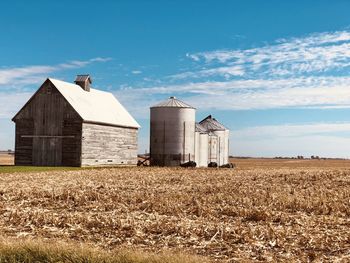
[195,132,209,167]
[150,107,195,166]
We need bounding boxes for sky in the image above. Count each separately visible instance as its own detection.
[2,0,350,157]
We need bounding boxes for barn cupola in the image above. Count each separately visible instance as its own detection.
[74,74,92,92]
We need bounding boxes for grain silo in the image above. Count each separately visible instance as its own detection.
[195,123,209,167]
[150,97,195,166]
[199,115,229,166]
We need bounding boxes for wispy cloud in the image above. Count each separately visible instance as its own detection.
[0,92,32,118]
[120,76,350,111]
[183,30,350,79]
[171,65,245,79]
[0,57,112,86]
[122,30,350,112]
[0,57,112,119]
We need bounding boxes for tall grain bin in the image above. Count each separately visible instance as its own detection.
[195,123,209,167]
[150,97,195,166]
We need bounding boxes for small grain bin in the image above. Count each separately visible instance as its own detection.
[150,97,195,166]
[195,123,209,167]
[200,115,229,166]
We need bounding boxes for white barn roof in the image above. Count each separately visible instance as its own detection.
[49,78,140,128]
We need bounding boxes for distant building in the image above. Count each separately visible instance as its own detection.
[150,97,229,167]
[12,75,140,166]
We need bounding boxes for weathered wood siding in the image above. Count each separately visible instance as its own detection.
[62,120,82,166]
[13,80,82,166]
[15,119,34,165]
[81,123,138,166]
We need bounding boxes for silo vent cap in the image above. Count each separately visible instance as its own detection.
[169,96,176,99]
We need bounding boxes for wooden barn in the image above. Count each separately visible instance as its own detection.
[12,75,140,167]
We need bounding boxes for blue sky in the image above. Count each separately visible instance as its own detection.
[2,0,350,157]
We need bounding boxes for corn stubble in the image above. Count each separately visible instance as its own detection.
[0,166,349,262]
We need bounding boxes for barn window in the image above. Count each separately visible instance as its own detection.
[47,86,52,94]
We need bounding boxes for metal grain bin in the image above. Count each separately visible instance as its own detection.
[199,115,229,166]
[195,123,209,167]
[150,97,195,166]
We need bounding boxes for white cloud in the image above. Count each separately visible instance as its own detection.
[0,92,32,119]
[0,118,15,150]
[0,66,55,85]
[0,57,112,86]
[0,57,112,119]
[131,70,142,74]
[121,76,350,110]
[118,30,350,113]
[185,30,350,78]
[171,66,245,80]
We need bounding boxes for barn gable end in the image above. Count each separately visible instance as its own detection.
[13,80,83,166]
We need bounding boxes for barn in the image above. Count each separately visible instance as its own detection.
[12,75,140,167]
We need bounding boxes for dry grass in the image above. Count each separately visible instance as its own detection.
[0,161,350,262]
[0,238,206,263]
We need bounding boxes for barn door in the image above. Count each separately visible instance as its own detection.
[32,137,62,166]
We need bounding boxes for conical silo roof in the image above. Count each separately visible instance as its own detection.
[199,115,227,131]
[151,96,195,109]
[195,122,208,133]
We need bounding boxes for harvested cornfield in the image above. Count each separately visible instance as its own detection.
[0,162,349,262]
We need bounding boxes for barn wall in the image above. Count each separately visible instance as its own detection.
[81,123,138,166]
[62,120,82,166]
[13,81,82,166]
[15,119,34,165]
